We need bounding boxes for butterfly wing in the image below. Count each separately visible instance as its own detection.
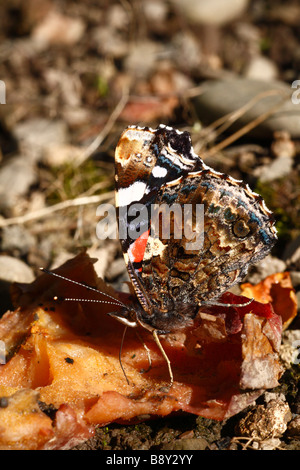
[115,125,202,289]
[115,125,277,325]
[139,167,277,313]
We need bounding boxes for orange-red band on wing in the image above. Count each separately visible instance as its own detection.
[130,229,150,265]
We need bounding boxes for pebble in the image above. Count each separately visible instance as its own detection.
[172,32,203,71]
[235,397,292,439]
[13,118,69,164]
[244,55,279,81]
[193,78,300,139]
[0,255,35,315]
[31,10,85,47]
[0,255,35,284]
[280,330,300,369]
[246,254,286,285]
[169,0,249,26]
[256,438,282,450]
[1,225,36,256]
[42,144,85,167]
[253,155,294,182]
[124,40,164,79]
[91,26,129,59]
[143,0,168,24]
[0,155,37,212]
[271,130,296,158]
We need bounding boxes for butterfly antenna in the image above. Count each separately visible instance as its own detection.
[40,267,127,309]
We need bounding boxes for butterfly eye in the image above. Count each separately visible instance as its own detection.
[233,219,251,238]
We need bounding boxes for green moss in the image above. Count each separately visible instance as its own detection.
[255,177,300,243]
[96,76,109,98]
[260,37,271,52]
[273,365,300,403]
[46,159,113,206]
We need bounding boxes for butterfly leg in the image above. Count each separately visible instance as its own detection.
[152,330,173,389]
[135,330,152,374]
[202,297,254,308]
[119,326,130,385]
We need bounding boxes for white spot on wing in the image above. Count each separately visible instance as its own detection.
[152,165,168,178]
[117,181,147,207]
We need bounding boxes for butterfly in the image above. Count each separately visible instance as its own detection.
[108,124,277,386]
[42,124,277,388]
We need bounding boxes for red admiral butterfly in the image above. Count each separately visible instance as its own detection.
[42,124,277,388]
[109,124,277,387]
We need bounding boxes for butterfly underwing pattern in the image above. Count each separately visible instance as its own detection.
[113,125,277,347]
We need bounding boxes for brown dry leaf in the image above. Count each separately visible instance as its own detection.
[0,252,287,449]
[119,96,178,123]
[241,271,298,329]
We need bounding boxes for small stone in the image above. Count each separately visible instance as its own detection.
[144,0,168,24]
[42,144,85,167]
[62,107,92,130]
[271,131,296,158]
[169,0,249,26]
[13,118,68,163]
[172,32,203,71]
[236,399,292,439]
[124,41,162,78]
[0,255,35,284]
[0,155,37,212]
[258,438,282,450]
[193,78,300,140]
[246,255,286,285]
[254,156,294,182]
[32,10,85,47]
[280,329,300,368]
[244,55,279,81]
[0,255,35,314]
[91,26,129,59]
[1,225,36,256]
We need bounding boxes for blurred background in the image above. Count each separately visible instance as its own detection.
[0,0,299,313]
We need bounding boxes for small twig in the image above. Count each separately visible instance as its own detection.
[195,89,289,155]
[0,191,115,227]
[230,436,256,450]
[207,90,285,136]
